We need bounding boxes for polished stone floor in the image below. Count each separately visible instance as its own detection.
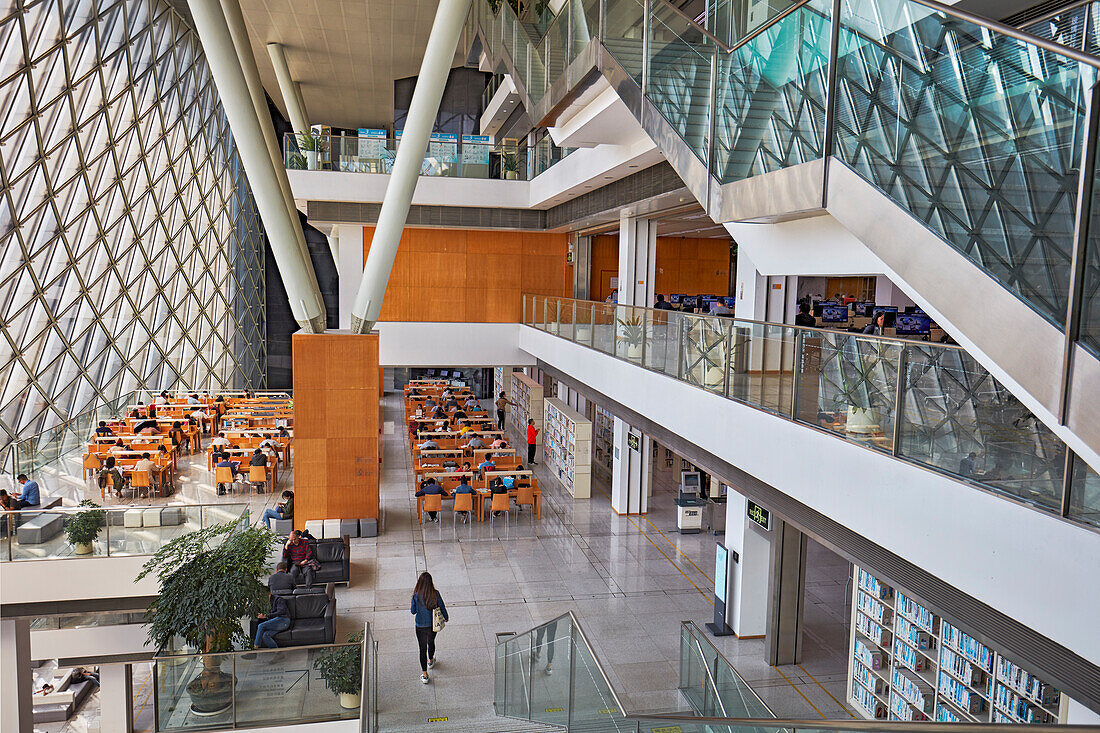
[20,391,854,732]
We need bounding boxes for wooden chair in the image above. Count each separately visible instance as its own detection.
[248,465,268,494]
[422,494,443,524]
[489,493,511,530]
[453,493,473,527]
[131,470,152,499]
[215,466,239,495]
[515,487,535,518]
[83,454,101,480]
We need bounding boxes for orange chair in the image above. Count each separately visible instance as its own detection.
[131,470,152,499]
[215,466,239,495]
[248,465,268,494]
[83,454,101,480]
[453,493,473,527]
[516,486,535,518]
[422,493,443,524]
[489,492,511,529]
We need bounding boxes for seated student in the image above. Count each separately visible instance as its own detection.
[168,421,186,452]
[210,432,230,448]
[477,455,496,477]
[452,409,467,421]
[268,561,295,593]
[249,449,268,493]
[464,433,485,449]
[13,474,41,509]
[432,420,450,433]
[189,408,207,429]
[259,437,281,459]
[110,439,128,453]
[502,465,523,490]
[157,443,170,461]
[444,397,459,410]
[277,425,291,438]
[282,530,318,587]
[134,418,160,434]
[452,478,474,523]
[489,477,509,517]
[456,421,473,435]
[423,398,437,410]
[254,588,291,648]
[187,392,201,405]
[408,387,421,396]
[262,490,294,530]
[154,390,169,405]
[214,455,241,496]
[442,456,459,471]
[430,407,447,420]
[417,437,440,450]
[441,388,453,400]
[460,461,472,474]
[98,457,126,498]
[134,452,157,498]
[130,408,142,420]
[95,421,114,437]
[490,437,509,449]
[415,478,445,522]
[463,397,479,411]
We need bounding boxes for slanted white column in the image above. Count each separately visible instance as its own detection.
[611,418,651,514]
[617,213,657,307]
[350,0,475,333]
[0,618,32,733]
[100,663,134,733]
[189,0,327,332]
[267,42,310,134]
[722,488,770,637]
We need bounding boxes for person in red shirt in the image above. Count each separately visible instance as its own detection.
[526,419,539,464]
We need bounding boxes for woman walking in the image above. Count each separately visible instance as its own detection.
[411,571,449,684]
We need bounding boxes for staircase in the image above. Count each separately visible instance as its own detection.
[470,0,1100,468]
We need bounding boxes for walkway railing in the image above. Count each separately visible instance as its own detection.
[152,622,378,731]
[523,295,1100,529]
[1,503,249,562]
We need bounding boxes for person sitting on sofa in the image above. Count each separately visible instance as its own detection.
[282,530,318,587]
[268,561,295,594]
[254,589,291,648]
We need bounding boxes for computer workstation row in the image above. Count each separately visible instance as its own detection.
[810,301,951,342]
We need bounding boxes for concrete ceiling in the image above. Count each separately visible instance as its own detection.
[239,0,456,130]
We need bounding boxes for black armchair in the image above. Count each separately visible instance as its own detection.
[311,537,351,585]
[249,583,335,647]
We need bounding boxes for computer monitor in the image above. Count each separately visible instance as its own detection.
[721,296,736,308]
[855,301,875,318]
[813,300,836,318]
[821,305,849,324]
[895,313,931,336]
[683,296,698,308]
[680,471,701,496]
[670,294,684,304]
[873,306,898,328]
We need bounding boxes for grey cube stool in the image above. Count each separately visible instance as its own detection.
[304,519,323,537]
[339,519,358,539]
[359,518,377,538]
[272,518,294,535]
[160,507,184,526]
[16,514,64,544]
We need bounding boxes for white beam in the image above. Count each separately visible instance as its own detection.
[0,618,32,733]
[266,42,310,134]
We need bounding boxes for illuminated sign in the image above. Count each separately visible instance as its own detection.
[747,500,770,530]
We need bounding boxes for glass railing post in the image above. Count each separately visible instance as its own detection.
[641,0,651,94]
[567,626,578,730]
[790,328,804,416]
[891,345,908,456]
[572,301,578,342]
[675,315,685,379]
[555,299,562,332]
[231,653,238,726]
[820,0,841,201]
[566,0,574,63]
[707,44,719,181]
[722,321,733,398]
[598,0,606,38]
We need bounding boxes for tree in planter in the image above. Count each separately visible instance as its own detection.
[313,630,365,709]
[65,500,105,555]
[136,521,275,714]
[616,315,646,358]
[296,132,327,169]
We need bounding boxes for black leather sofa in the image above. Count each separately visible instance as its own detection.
[249,583,336,647]
[311,537,351,585]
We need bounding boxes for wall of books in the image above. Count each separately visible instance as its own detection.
[849,567,1065,724]
[509,371,543,444]
[593,405,614,479]
[543,397,592,498]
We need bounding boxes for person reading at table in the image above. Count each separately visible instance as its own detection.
[463,397,479,412]
[210,432,230,448]
[491,437,508,449]
[282,530,318,587]
[457,421,472,435]
[441,388,453,400]
[489,477,509,517]
[262,490,294,530]
[95,421,114,437]
[134,418,159,434]
[452,408,467,421]
[463,434,485,449]
[461,461,472,473]
[110,439,127,453]
[415,479,446,522]
[430,406,446,420]
[502,467,523,491]
[99,457,126,498]
[13,474,40,508]
[424,398,437,410]
[418,437,440,450]
[249,449,268,493]
[477,455,496,478]
[432,420,450,433]
[169,421,187,453]
[214,455,241,496]
[187,393,201,405]
[452,478,474,523]
[134,453,157,498]
[277,425,290,438]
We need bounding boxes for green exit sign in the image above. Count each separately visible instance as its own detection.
[627,433,640,451]
[747,500,770,530]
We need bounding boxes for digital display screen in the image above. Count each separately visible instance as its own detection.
[683,296,698,308]
[895,313,931,335]
[821,305,849,323]
[670,294,684,304]
[721,297,736,308]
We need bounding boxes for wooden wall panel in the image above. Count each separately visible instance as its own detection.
[293,333,380,526]
[590,235,619,302]
[591,234,731,300]
[363,226,569,321]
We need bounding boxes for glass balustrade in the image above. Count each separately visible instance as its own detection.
[1,503,249,562]
[526,295,1096,526]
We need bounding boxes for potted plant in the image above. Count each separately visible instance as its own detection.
[65,500,105,555]
[616,315,646,360]
[286,151,307,170]
[314,630,364,709]
[503,150,518,179]
[137,522,275,716]
[297,132,327,170]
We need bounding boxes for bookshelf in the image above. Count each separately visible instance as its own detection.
[848,566,1065,724]
[509,371,543,444]
[543,397,592,498]
[592,405,614,478]
[494,366,513,400]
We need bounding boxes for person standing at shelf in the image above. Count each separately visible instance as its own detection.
[495,392,515,431]
[959,452,977,478]
[526,419,539,464]
[794,302,816,328]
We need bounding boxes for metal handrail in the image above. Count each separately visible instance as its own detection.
[546,293,968,351]
[625,716,1100,731]
[653,0,733,52]
[726,0,813,54]
[565,610,629,715]
[682,620,775,716]
[692,635,730,718]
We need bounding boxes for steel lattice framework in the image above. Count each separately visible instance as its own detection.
[0,0,266,450]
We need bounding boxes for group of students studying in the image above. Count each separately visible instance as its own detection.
[405,379,540,525]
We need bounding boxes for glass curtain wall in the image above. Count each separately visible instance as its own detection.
[0,0,267,457]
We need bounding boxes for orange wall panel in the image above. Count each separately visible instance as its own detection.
[591,235,731,301]
[363,226,570,321]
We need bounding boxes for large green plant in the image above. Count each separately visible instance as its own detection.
[296,132,327,152]
[136,521,275,654]
[314,630,364,696]
[65,500,105,547]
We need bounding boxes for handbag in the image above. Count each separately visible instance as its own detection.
[432,606,446,633]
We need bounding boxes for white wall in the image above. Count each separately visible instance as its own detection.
[31,624,148,662]
[374,322,536,367]
[727,215,886,277]
[518,327,1100,667]
[0,556,159,605]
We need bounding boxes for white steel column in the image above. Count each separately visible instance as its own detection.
[722,488,770,637]
[267,42,310,134]
[617,213,657,307]
[100,663,134,733]
[350,0,474,333]
[189,0,327,332]
[611,418,651,514]
[0,618,32,733]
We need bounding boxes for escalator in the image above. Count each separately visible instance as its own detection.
[468,0,1100,466]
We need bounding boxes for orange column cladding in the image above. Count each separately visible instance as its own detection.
[292,332,380,527]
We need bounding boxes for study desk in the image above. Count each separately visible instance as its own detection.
[414,457,521,479]
[207,448,279,487]
[414,482,541,522]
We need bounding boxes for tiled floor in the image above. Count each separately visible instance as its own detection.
[21,391,854,732]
